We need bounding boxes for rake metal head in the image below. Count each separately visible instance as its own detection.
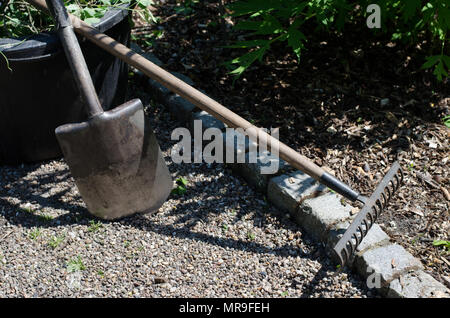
[333,161,403,266]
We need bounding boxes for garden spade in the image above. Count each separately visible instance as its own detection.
[45,0,172,220]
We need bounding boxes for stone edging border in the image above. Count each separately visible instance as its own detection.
[140,60,450,298]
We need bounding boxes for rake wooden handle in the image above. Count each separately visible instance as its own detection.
[27,0,358,195]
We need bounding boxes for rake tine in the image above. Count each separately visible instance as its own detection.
[333,162,403,266]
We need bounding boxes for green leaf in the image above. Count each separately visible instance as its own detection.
[171,185,187,195]
[402,0,421,21]
[235,15,284,35]
[66,4,81,15]
[228,45,269,77]
[255,14,284,35]
[432,240,450,248]
[137,0,153,8]
[434,60,448,81]
[422,55,441,69]
[172,177,188,195]
[287,27,305,61]
[442,55,450,69]
[235,20,265,31]
[177,177,188,186]
[227,0,279,17]
[84,17,101,25]
[66,256,86,273]
[223,39,270,49]
[82,8,98,18]
[442,115,450,128]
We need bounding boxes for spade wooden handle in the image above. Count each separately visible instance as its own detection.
[44,0,103,118]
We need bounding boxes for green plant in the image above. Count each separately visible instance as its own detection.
[433,240,450,250]
[222,223,229,232]
[88,220,103,232]
[48,234,65,249]
[131,29,164,48]
[247,231,256,240]
[226,0,449,81]
[29,228,41,240]
[443,115,450,128]
[39,214,54,222]
[0,0,156,39]
[67,256,86,273]
[171,177,188,195]
[19,205,34,213]
[174,0,198,16]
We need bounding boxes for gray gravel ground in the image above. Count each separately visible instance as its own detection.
[0,92,375,297]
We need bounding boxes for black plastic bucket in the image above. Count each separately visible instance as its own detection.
[0,6,131,165]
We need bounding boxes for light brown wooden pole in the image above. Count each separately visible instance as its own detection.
[27,0,327,181]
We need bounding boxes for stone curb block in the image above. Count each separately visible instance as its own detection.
[147,71,195,105]
[327,223,390,257]
[352,243,449,297]
[147,66,450,298]
[222,130,257,165]
[167,95,197,122]
[355,243,424,285]
[189,111,227,132]
[295,193,353,243]
[267,171,327,217]
[148,78,172,102]
[129,42,163,74]
[387,270,450,298]
[231,152,292,193]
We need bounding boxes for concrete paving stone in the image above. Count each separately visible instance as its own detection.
[232,151,292,192]
[328,223,390,254]
[355,224,390,253]
[267,171,327,218]
[327,220,353,248]
[355,243,424,287]
[170,72,195,86]
[142,52,163,67]
[327,222,390,265]
[148,78,172,102]
[130,42,144,55]
[189,111,227,133]
[387,270,450,298]
[167,94,197,122]
[222,129,258,164]
[148,71,194,103]
[294,192,353,242]
[129,43,163,75]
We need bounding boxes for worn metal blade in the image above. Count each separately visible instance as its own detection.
[56,99,172,220]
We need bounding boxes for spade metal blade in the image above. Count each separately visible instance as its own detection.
[56,99,172,220]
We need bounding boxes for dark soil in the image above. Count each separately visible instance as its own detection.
[133,0,449,285]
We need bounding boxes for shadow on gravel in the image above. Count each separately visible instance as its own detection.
[0,160,368,296]
[1,161,317,261]
[0,164,92,228]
